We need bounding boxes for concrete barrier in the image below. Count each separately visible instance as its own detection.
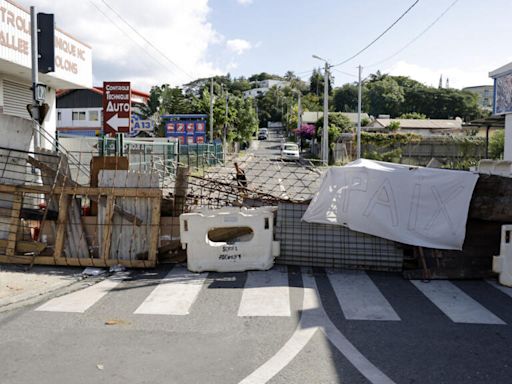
[180,206,279,272]
[493,224,512,287]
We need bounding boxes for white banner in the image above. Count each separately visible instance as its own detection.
[302,159,479,250]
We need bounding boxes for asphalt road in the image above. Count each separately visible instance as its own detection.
[203,128,324,201]
[3,133,512,384]
[1,265,512,384]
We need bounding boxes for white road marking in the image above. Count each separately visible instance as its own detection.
[238,269,291,317]
[239,271,396,384]
[411,280,505,324]
[36,278,122,313]
[134,267,207,315]
[327,270,400,321]
[487,279,512,299]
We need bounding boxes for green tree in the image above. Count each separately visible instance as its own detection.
[315,112,353,145]
[309,68,332,96]
[399,112,427,119]
[388,121,400,131]
[366,77,404,117]
[333,83,359,112]
[489,130,505,159]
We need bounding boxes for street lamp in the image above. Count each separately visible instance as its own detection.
[312,54,331,165]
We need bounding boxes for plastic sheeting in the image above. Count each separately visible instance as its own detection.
[302,159,479,250]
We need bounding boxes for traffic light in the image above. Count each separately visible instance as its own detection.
[37,13,54,74]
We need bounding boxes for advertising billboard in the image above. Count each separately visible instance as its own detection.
[494,72,512,115]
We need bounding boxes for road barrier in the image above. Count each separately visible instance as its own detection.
[180,206,279,272]
[493,224,512,287]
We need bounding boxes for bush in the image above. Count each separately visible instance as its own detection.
[489,130,504,159]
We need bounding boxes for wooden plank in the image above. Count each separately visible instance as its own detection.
[53,193,70,258]
[148,196,162,265]
[0,255,155,268]
[0,239,46,253]
[101,195,115,263]
[0,184,162,198]
[5,192,22,256]
[90,156,129,216]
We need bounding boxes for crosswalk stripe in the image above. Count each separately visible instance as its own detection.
[411,280,505,324]
[134,266,207,315]
[36,277,122,313]
[487,279,512,299]
[327,269,400,321]
[238,268,291,317]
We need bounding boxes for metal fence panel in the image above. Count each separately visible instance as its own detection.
[275,202,404,271]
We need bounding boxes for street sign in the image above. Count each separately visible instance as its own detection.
[103,81,131,134]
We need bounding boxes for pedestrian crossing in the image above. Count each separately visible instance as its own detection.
[34,267,512,325]
[134,267,207,316]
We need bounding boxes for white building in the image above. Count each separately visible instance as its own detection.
[243,79,288,98]
[0,0,92,148]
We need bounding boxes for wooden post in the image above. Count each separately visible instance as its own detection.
[53,192,70,258]
[174,166,189,215]
[147,196,162,266]
[101,195,115,263]
[6,193,23,257]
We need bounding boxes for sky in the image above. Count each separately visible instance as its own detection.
[17,0,512,92]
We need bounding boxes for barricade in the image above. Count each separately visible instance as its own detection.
[180,206,280,272]
[477,159,512,177]
[493,224,512,287]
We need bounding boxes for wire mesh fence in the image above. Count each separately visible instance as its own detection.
[275,202,404,271]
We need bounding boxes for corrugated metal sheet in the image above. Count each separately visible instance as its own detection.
[275,202,403,271]
[3,79,32,119]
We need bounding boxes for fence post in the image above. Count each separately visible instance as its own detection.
[99,134,105,157]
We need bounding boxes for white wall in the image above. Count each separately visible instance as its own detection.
[57,107,102,128]
[505,114,512,160]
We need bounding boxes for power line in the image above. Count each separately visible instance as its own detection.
[333,68,357,78]
[332,0,420,67]
[99,0,195,80]
[366,0,459,69]
[89,1,177,77]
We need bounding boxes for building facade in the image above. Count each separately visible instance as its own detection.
[243,79,288,98]
[462,85,494,111]
[56,87,150,136]
[0,0,92,147]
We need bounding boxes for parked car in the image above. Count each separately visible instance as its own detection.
[258,128,268,140]
[281,143,300,160]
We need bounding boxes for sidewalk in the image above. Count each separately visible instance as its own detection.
[0,265,85,310]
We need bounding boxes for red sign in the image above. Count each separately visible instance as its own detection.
[176,123,185,133]
[186,123,194,133]
[196,136,204,144]
[166,123,175,132]
[178,136,185,144]
[196,122,205,132]
[103,81,131,134]
[187,136,194,144]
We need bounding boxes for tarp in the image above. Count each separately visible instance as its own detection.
[302,159,479,250]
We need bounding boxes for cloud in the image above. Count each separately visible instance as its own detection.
[18,0,225,91]
[384,61,494,89]
[226,39,252,55]
[237,0,253,5]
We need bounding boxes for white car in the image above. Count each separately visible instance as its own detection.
[281,143,300,160]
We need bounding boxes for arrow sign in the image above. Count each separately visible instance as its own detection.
[106,113,129,132]
[103,81,131,134]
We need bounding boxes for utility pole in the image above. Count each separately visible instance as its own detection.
[209,77,214,143]
[357,65,362,159]
[322,61,329,165]
[224,90,229,150]
[297,92,301,132]
[30,6,40,148]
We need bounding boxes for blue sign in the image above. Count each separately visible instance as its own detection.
[131,114,155,136]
